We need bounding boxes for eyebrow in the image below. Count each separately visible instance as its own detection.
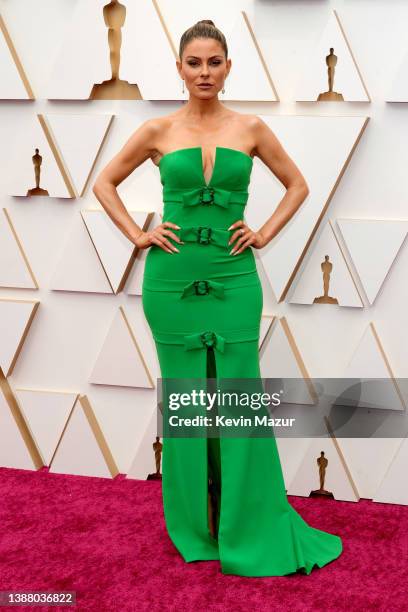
[185,55,223,60]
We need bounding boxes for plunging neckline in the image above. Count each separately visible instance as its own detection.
[158,146,253,187]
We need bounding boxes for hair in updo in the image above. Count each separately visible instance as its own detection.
[179,19,228,61]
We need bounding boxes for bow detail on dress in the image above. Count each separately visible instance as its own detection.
[182,186,231,208]
[180,279,225,299]
[183,330,226,352]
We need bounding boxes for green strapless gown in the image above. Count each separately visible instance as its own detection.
[142,146,343,577]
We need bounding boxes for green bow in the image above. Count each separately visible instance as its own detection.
[180,279,225,299]
[182,186,231,208]
[183,330,226,352]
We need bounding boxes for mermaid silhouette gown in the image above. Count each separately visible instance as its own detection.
[142,146,343,577]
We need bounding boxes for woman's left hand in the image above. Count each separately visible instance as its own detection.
[227,220,267,255]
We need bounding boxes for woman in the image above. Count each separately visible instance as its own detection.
[92,19,343,577]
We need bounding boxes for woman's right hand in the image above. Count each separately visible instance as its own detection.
[134,221,183,253]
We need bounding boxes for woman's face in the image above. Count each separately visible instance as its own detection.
[177,37,231,97]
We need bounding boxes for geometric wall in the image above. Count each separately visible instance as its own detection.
[1,0,408,505]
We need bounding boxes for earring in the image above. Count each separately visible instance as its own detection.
[182,80,185,93]
[222,86,225,94]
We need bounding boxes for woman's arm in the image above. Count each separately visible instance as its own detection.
[228,115,310,255]
[252,116,310,245]
[92,119,181,252]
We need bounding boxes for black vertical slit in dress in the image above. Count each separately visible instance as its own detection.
[206,346,221,541]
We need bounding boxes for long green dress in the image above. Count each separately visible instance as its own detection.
[142,146,343,577]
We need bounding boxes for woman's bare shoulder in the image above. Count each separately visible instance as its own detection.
[132,113,178,165]
[225,109,260,126]
[240,112,264,135]
[225,111,262,141]
[139,114,172,138]
[222,111,262,157]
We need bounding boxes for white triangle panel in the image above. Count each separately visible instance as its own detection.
[259,314,274,349]
[223,12,277,101]
[260,318,315,406]
[126,212,160,296]
[0,15,32,99]
[294,9,369,101]
[46,114,113,196]
[277,437,312,491]
[126,246,148,296]
[50,214,113,293]
[6,117,71,197]
[0,209,37,289]
[82,210,151,293]
[46,0,179,100]
[336,218,408,305]
[373,437,408,505]
[46,0,118,100]
[0,299,39,376]
[290,222,363,307]
[127,409,160,479]
[89,307,154,388]
[338,323,404,412]
[120,0,183,100]
[288,436,359,502]
[246,115,368,302]
[0,386,37,469]
[344,324,391,379]
[336,438,405,500]
[15,389,78,466]
[49,398,112,478]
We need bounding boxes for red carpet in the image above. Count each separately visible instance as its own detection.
[0,466,406,611]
